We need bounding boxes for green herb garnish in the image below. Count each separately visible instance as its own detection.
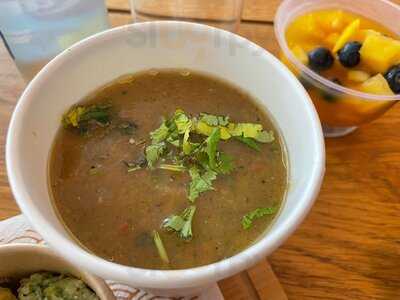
[143,109,276,240]
[199,113,230,126]
[163,206,196,240]
[242,207,278,230]
[214,152,234,174]
[235,136,261,152]
[145,142,166,169]
[63,103,111,130]
[205,128,221,170]
[152,230,169,264]
[144,109,275,201]
[159,164,186,172]
[150,120,170,143]
[188,166,217,202]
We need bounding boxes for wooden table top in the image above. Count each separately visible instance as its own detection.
[1,1,399,299]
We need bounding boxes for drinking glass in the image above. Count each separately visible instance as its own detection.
[129,0,243,32]
[0,0,110,82]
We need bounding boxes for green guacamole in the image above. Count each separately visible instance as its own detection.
[17,272,99,300]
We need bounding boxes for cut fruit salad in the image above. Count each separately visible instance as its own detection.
[286,9,400,96]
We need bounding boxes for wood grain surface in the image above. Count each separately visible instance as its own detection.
[106,0,280,22]
[107,0,400,22]
[1,3,400,299]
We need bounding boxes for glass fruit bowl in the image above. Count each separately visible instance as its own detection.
[275,0,400,137]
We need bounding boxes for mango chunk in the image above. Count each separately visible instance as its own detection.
[291,13,325,41]
[358,74,394,95]
[354,29,382,42]
[360,34,400,73]
[347,70,370,82]
[315,10,346,33]
[325,33,340,48]
[291,45,309,64]
[333,19,361,53]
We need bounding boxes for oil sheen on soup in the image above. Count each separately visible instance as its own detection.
[50,69,287,270]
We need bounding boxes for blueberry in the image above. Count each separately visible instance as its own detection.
[338,42,362,68]
[308,47,334,71]
[385,64,400,94]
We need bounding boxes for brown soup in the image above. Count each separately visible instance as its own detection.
[49,69,287,270]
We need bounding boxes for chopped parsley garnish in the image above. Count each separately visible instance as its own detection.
[163,206,196,240]
[242,206,278,230]
[152,230,169,264]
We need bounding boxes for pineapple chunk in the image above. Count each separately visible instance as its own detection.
[291,45,309,64]
[332,19,361,53]
[360,34,400,73]
[358,74,394,95]
[347,70,370,82]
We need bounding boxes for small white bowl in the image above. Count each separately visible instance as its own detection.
[6,21,325,296]
[0,244,115,300]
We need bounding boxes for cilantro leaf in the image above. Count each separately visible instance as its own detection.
[188,166,217,202]
[199,113,230,126]
[255,130,275,143]
[228,123,263,139]
[215,153,234,174]
[205,128,221,169]
[195,120,214,137]
[195,119,231,140]
[242,206,278,230]
[174,110,192,134]
[163,206,196,240]
[152,230,169,264]
[63,104,111,129]
[182,126,193,155]
[145,142,166,168]
[228,123,274,144]
[235,136,261,151]
[150,120,170,143]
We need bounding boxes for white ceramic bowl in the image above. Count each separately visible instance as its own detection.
[0,244,115,300]
[6,21,325,295]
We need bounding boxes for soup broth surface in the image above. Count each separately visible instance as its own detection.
[50,70,287,270]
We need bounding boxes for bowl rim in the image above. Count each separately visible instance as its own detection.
[0,243,115,300]
[6,21,325,289]
[274,0,400,102]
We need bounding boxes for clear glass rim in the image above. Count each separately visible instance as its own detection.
[274,0,400,102]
